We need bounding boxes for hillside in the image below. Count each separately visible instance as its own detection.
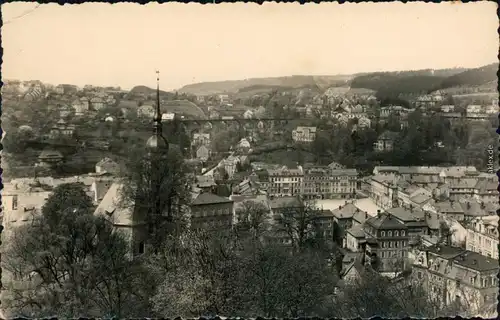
[177,75,354,95]
[350,74,445,97]
[349,64,496,98]
[161,99,207,119]
[128,85,170,97]
[436,63,498,89]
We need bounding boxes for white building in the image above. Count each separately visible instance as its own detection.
[292,126,317,143]
[466,215,498,259]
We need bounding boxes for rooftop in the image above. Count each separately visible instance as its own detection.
[191,192,233,206]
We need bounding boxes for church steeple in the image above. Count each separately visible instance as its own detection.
[146,70,168,153]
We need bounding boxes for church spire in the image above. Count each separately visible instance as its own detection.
[154,70,162,136]
[146,70,168,152]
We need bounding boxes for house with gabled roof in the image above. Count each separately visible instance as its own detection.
[189,192,233,232]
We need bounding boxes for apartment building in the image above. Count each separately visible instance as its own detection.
[268,166,304,197]
[303,165,331,200]
[363,212,410,274]
[412,245,498,316]
[370,174,399,210]
[466,215,498,259]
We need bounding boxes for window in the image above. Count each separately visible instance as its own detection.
[395,230,399,236]
[401,230,405,236]
[388,231,392,237]
[12,195,18,210]
[381,231,386,237]
[382,242,386,248]
[389,241,393,248]
[138,242,145,254]
[395,241,399,248]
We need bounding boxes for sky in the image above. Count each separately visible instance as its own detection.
[2,2,499,91]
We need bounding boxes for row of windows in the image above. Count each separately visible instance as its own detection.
[379,250,405,258]
[380,230,406,237]
[381,241,407,248]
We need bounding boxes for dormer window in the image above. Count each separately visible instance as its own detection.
[395,231,399,236]
[401,230,405,236]
[381,231,386,237]
[388,231,392,237]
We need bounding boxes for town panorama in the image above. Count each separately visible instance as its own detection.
[1,3,499,319]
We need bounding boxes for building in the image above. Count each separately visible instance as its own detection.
[330,168,358,199]
[90,179,113,204]
[374,131,399,152]
[302,163,357,200]
[192,133,210,146]
[189,192,234,231]
[345,224,367,252]
[218,94,230,104]
[370,174,399,210]
[267,165,304,197]
[412,245,498,315]
[37,148,64,167]
[292,126,317,143]
[303,165,331,200]
[49,119,76,139]
[465,215,498,259]
[95,157,120,175]
[196,145,211,162]
[332,203,369,232]
[94,182,148,256]
[363,212,410,274]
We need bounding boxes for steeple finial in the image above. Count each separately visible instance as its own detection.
[155,70,161,125]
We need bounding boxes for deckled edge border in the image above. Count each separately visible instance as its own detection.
[0,1,498,320]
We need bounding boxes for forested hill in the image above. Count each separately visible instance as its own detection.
[349,63,497,98]
[436,63,498,89]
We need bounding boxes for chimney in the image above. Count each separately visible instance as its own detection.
[377,209,381,218]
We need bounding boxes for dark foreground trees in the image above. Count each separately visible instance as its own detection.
[2,183,150,318]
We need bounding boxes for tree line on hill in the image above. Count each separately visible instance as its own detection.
[350,63,498,100]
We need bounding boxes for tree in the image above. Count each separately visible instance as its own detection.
[240,244,338,317]
[275,200,321,252]
[2,183,147,318]
[119,145,192,248]
[150,230,243,317]
[234,201,270,240]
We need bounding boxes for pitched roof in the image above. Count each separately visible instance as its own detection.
[434,201,465,214]
[386,207,425,222]
[93,182,136,226]
[366,213,406,230]
[452,251,499,272]
[346,224,366,238]
[191,192,233,206]
[332,203,360,219]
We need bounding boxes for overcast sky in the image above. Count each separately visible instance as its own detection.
[2,2,498,90]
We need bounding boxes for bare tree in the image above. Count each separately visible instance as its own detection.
[274,200,321,252]
[234,200,270,240]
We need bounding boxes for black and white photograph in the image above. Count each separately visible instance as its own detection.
[1,2,498,318]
